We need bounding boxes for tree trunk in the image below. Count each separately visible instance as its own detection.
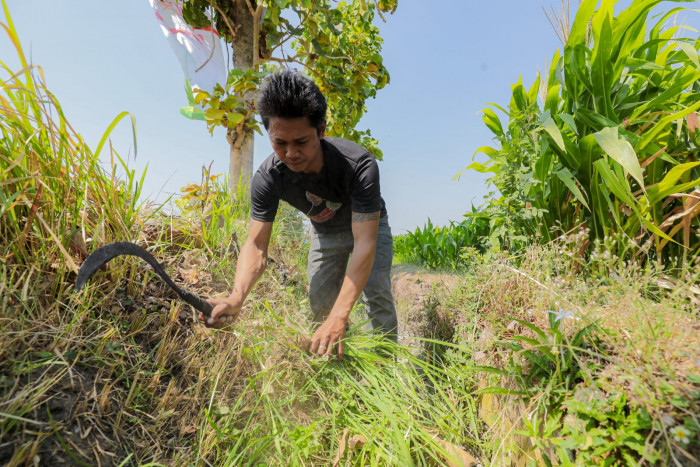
[227,0,256,193]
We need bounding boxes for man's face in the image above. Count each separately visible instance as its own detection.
[268,116,325,175]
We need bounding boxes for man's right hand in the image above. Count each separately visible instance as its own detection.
[198,297,242,329]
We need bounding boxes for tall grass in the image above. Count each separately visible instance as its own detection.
[0,1,144,278]
[464,0,700,267]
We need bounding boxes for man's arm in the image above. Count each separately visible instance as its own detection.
[200,220,273,328]
[309,211,380,359]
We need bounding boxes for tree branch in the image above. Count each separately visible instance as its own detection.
[243,0,256,17]
[372,0,387,22]
[212,2,238,41]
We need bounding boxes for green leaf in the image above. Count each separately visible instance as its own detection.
[540,110,565,151]
[638,98,700,151]
[544,84,561,114]
[204,108,226,121]
[461,161,499,175]
[645,161,700,205]
[130,113,138,159]
[558,113,578,136]
[194,90,210,105]
[556,167,590,210]
[180,105,206,121]
[576,108,617,131]
[482,108,503,136]
[594,126,644,190]
[474,386,528,396]
[473,145,498,158]
[227,112,245,125]
[509,319,545,341]
[678,41,699,69]
[595,160,674,242]
[568,0,597,48]
[471,365,508,376]
[94,111,131,159]
[184,78,195,105]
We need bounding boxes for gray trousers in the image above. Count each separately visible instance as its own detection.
[307,216,398,341]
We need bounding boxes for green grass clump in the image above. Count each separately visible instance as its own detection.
[443,243,700,466]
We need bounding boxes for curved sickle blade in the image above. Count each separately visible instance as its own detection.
[76,241,213,317]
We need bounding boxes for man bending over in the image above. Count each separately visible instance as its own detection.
[200,70,397,360]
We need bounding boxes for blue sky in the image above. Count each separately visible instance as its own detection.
[2,1,696,233]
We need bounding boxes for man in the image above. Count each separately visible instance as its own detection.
[200,70,397,360]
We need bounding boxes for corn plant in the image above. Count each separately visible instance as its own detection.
[394,211,490,270]
[465,0,700,267]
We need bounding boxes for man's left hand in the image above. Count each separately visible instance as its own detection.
[309,315,346,360]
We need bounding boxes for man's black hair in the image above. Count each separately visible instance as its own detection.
[257,69,327,134]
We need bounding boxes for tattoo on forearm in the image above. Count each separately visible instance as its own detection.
[352,211,380,223]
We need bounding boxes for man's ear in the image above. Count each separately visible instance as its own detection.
[319,121,326,139]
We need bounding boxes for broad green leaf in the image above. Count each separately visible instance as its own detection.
[630,69,700,119]
[595,160,674,243]
[594,159,636,208]
[473,145,498,158]
[540,110,565,151]
[527,73,540,103]
[568,0,597,48]
[510,77,528,111]
[624,57,666,71]
[194,90,210,105]
[482,108,503,136]
[227,112,245,125]
[557,167,590,210]
[678,41,699,69]
[535,139,553,182]
[576,108,617,132]
[590,6,615,119]
[578,133,598,181]
[594,126,644,190]
[638,99,700,151]
[645,162,700,205]
[204,108,226,121]
[464,161,499,174]
[544,84,561,114]
[180,105,206,121]
[558,113,577,136]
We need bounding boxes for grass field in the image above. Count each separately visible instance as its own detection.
[2,1,699,464]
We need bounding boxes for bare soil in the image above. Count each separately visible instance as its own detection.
[391,263,463,349]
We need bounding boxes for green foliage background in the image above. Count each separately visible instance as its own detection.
[460,0,700,267]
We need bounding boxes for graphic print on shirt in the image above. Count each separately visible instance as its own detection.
[306,191,342,223]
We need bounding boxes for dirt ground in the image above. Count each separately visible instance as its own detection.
[390,263,463,349]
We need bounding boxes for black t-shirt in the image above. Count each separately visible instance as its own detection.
[250,137,387,234]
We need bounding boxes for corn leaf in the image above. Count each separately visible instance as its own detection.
[556,168,590,210]
[594,126,645,190]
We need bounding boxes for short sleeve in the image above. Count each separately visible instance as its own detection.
[350,153,383,214]
[250,168,279,222]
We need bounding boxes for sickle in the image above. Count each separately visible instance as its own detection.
[75,241,213,317]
